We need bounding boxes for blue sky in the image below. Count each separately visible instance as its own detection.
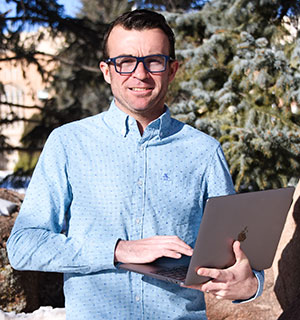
[0,0,83,31]
[58,0,82,17]
[0,0,82,18]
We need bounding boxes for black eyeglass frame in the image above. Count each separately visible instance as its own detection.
[105,54,174,75]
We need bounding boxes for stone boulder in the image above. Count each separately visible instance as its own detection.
[0,188,64,313]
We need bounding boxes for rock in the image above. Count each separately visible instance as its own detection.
[0,199,18,216]
[205,181,300,320]
[0,189,64,313]
[0,189,27,313]
[0,189,24,206]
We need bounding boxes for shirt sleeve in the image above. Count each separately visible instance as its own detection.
[7,129,117,274]
[206,144,236,197]
[233,269,265,303]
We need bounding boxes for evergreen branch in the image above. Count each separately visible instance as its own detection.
[0,146,42,152]
[50,54,100,73]
[0,101,43,110]
[0,118,40,125]
[251,106,300,132]
[0,51,100,73]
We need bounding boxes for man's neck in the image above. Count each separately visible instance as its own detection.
[115,103,166,135]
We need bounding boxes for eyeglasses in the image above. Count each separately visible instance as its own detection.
[105,54,173,75]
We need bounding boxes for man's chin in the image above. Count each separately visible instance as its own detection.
[115,97,165,118]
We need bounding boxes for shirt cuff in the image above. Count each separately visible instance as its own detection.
[113,238,122,267]
[232,269,264,304]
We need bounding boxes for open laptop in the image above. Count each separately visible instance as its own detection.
[118,187,295,285]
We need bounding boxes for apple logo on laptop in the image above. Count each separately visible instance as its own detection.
[237,226,248,242]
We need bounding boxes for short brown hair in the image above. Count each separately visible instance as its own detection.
[102,9,176,60]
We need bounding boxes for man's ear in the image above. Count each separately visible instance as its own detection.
[100,61,111,84]
[168,60,179,84]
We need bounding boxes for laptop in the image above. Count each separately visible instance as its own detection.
[118,187,295,285]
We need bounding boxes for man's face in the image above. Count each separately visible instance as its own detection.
[100,26,178,123]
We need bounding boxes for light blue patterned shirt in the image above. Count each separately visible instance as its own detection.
[7,101,263,320]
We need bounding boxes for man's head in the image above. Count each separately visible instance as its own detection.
[102,9,176,60]
[100,9,178,132]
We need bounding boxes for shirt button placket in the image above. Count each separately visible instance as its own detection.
[135,142,146,239]
[135,295,141,302]
[137,178,143,188]
[131,141,145,240]
[133,142,146,318]
[132,277,143,318]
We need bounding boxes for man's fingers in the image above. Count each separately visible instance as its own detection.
[197,267,226,282]
[164,236,193,255]
[147,235,193,256]
[232,240,247,262]
[195,241,248,280]
[115,235,193,264]
[183,240,258,300]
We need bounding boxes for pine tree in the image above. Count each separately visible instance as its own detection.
[79,0,133,23]
[0,0,108,151]
[137,0,207,12]
[166,0,300,191]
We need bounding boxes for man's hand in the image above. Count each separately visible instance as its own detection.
[114,236,193,264]
[183,241,258,301]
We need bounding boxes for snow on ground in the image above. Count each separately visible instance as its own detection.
[0,307,65,320]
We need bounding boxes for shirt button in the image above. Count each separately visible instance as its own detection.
[136,218,141,224]
[137,179,143,187]
[139,145,144,152]
[135,295,140,302]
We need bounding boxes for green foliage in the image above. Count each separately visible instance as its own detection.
[137,0,207,11]
[14,151,39,173]
[79,0,134,23]
[166,0,300,191]
[14,113,41,173]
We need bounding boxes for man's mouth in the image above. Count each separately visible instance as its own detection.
[130,87,152,92]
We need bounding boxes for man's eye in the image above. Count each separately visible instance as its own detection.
[146,58,164,64]
[119,58,136,64]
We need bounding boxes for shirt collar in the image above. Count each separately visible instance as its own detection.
[104,100,172,140]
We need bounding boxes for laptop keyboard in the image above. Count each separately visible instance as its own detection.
[153,266,188,281]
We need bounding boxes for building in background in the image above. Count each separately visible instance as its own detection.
[0,28,63,172]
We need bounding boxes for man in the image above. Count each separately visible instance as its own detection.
[7,9,264,320]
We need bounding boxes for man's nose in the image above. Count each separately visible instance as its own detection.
[132,61,149,79]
